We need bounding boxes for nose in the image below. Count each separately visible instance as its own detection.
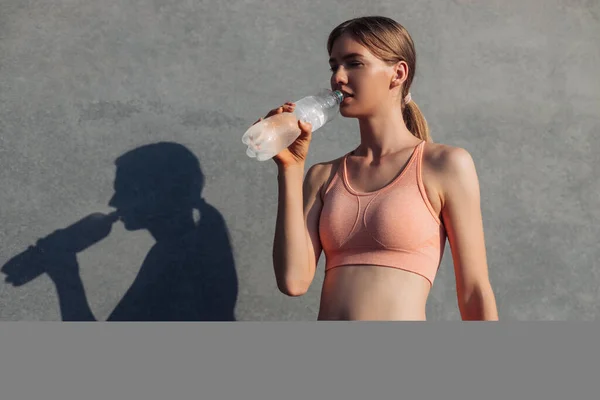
[331,67,348,87]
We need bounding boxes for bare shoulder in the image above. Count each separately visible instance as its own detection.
[422,142,475,171]
[304,155,345,200]
[422,141,480,205]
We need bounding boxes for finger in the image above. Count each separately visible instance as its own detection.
[265,106,283,118]
[280,102,296,111]
[298,119,312,129]
[298,120,312,136]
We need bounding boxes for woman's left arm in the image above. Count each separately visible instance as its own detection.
[439,147,499,321]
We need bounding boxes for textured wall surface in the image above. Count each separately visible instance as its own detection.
[1,0,598,320]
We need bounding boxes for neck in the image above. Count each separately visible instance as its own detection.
[355,106,419,159]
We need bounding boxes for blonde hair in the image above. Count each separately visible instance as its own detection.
[327,16,431,142]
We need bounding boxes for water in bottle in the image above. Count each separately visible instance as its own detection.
[242,89,344,161]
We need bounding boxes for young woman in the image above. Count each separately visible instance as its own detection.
[254,16,498,321]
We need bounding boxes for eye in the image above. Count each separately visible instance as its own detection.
[329,62,362,72]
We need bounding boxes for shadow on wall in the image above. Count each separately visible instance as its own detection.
[2,142,238,321]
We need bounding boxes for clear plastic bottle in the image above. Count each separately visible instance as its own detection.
[242,89,344,161]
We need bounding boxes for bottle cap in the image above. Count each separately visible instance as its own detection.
[332,90,344,104]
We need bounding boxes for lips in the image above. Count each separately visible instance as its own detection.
[336,88,353,98]
[341,96,353,106]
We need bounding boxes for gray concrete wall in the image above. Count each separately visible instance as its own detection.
[1,0,598,320]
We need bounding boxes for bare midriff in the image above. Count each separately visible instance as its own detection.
[317,265,432,321]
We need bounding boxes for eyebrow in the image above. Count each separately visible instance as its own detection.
[328,53,365,63]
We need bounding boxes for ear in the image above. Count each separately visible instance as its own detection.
[390,60,409,88]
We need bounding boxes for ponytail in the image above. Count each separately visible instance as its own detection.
[403,98,431,142]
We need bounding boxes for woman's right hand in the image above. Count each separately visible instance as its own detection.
[251,102,313,169]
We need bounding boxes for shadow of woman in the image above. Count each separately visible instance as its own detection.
[2,142,238,321]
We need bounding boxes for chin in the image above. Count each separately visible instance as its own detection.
[340,108,367,119]
[122,223,140,231]
[339,105,357,118]
[120,215,145,231]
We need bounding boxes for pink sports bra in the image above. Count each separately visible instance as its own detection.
[318,140,447,287]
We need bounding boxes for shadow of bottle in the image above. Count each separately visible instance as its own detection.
[2,141,239,321]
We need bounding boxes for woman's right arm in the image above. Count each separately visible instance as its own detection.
[255,102,326,296]
[272,161,326,296]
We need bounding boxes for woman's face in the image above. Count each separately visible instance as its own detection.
[329,33,399,118]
